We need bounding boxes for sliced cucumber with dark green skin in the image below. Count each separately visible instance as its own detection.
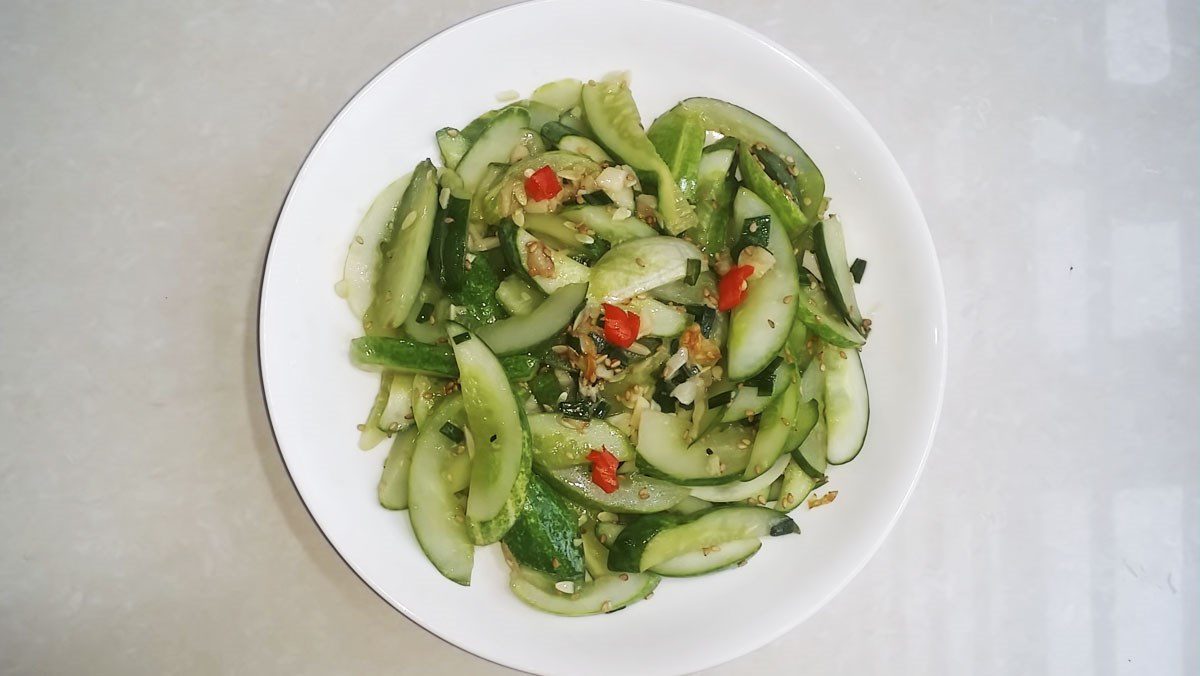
[527,413,634,469]
[587,236,706,303]
[784,358,823,452]
[824,345,868,465]
[627,297,688,337]
[522,102,559,134]
[581,529,611,578]
[716,359,792,423]
[677,97,824,224]
[607,505,798,573]
[531,78,583,114]
[668,495,714,516]
[636,411,751,486]
[725,189,800,381]
[456,106,532,193]
[743,371,800,479]
[581,79,697,234]
[508,566,658,616]
[793,416,828,478]
[495,276,545,316]
[447,254,507,328]
[558,205,657,244]
[537,465,688,514]
[359,373,396,450]
[403,281,446,344]
[378,425,419,510]
[411,374,446,429]
[689,139,739,253]
[502,474,585,583]
[460,107,503,143]
[738,143,810,239]
[777,459,826,513]
[435,195,472,292]
[784,318,815,369]
[365,159,439,332]
[647,105,706,202]
[650,537,761,577]
[692,454,789,503]
[814,216,864,329]
[795,272,866,348]
[407,394,473,585]
[498,224,591,294]
[476,283,586,356]
[539,120,582,145]
[600,346,669,410]
[558,135,612,163]
[352,337,538,382]
[649,271,716,306]
[376,372,414,435]
[481,151,601,224]
[436,128,469,169]
[448,323,533,544]
[340,173,411,322]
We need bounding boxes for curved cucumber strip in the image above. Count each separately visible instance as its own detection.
[581,80,696,234]
[636,411,750,485]
[499,225,591,294]
[359,373,395,450]
[448,323,532,544]
[744,372,800,479]
[411,374,446,429]
[795,275,866,348]
[350,336,539,382]
[340,173,411,320]
[647,105,706,202]
[435,128,469,169]
[476,283,586,356]
[537,466,688,514]
[693,454,789,503]
[481,151,601,224]
[726,189,800,380]
[502,474,585,583]
[559,205,657,244]
[403,281,447,344]
[528,413,634,469]
[738,142,810,238]
[494,276,544,316]
[607,505,798,573]
[650,271,717,306]
[784,359,823,451]
[365,160,439,332]
[456,107,531,193]
[628,297,688,337]
[689,141,738,253]
[531,78,583,114]
[378,426,419,509]
[718,359,793,423]
[588,236,705,303]
[407,395,473,585]
[509,566,658,616]
[376,373,414,434]
[814,216,864,329]
[650,537,761,577]
[777,459,825,513]
[677,97,824,223]
[824,346,869,465]
[558,135,612,163]
[581,530,611,579]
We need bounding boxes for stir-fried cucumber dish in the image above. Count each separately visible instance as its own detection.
[337,75,871,616]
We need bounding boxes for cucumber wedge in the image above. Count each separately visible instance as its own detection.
[365,159,439,332]
[738,143,810,239]
[581,529,612,578]
[435,128,469,169]
[407,395,473,585]
[814,216,864,329]
[784,359,823,452]
[689,139,738,253]
[537,466,688,514]
[743,371,800,479]
[481,151,602,224]
[495,275,544,316]
[498,224,591,294]
[359,373,395,450]
[692,454,789,503]
[795,273,866,348]
[717,359,792,423]
[456,106,532,193]
[558,205,658,244]
[502,474,585,583]
[558,135,612,163]
[376,372,414,434]
[448,323,533,544]
[509,566,658,616]
[581,79,697,234]
[824,346,869,465]
[793,417,828,478]
[777,459,825,513]
[628,297,688,337]
[725,189,800,380]
[607,505,798,572]
[350,336,539,382]
[528,413,635,469]
[531,78,583,113]
[636,411,751,485]
[378,425,419,510]
[650,537,761,577]
[476,283,587,356]
[676,97,824,224]
[588,236,706,303]
[340,174,411,321]
[646,105,706,202]
[649,271,717,306]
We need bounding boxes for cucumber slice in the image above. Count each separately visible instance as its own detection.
[509,566,658,616]
[587,236,706,303]
[456,107,532,193]
[599,346,670,410]
[784,359,824,452]
[581,79,696,234]
[350,336,538,382]
[717,359,792,423]
[594,521,625,545]
[376,373,414,434]
[480,151,602,224]
[522,103,559,134]
[358,373,395,451]
[433,195,472,292]
[738,143,810,239]
[649,271,717,306]
[460,107,503,143]
[628,297,688,337]
[777,459,825,513]
[528,413,635,469]
[743,372,800,479]
[676,97,824,223]
[447,254,506,329]
[537,466,688,514]
[502,474,585,583]
[784,318,815,369]
[521,212,586,250]
[646,105,706,202]
[531,78,583,114]
[824,346,869,465]
[558,205,657,244]
[378,426,419,510]
[558,135,612,163]
[498,225,591,294]
[449,323,533,544]
[636,411,751,485]
[725,189,800,380]
[411,374,446,429]
[814,216,864,329]
[340,174,410,321]
[435,128,469,169]
[403,282,446,344]
[495,275,545,316]
[407,395,473,585]
[689,140,738,253]
[581,529,611,578]
[693,454,789,503]
[365,160,439,332]
[607,505,798,572]
[795,274,866,348]
[668,495,713,516]
[650,537,761,577]
[477,283,586,356]
[793,417,828,478]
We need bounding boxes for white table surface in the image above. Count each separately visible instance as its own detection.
[0,1,1195,674]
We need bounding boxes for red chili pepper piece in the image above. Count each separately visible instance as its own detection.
[586,447,620,494]
[602,303,641,349]
[523,165,561,202]
[717,264,756,311]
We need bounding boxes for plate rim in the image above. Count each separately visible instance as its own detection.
[256,0,949,673]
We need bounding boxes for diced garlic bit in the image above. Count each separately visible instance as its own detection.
[400,211,418,231]
[595,166,636,209]
[495,89,520,102]
[713,250,733,275]
[524,239,555,277]
[473,236,500,251]
[662,346,689,380]
[438,187,450,209]
[512,209,526,226]
[554,580,575,594]
[807,490,838,509]
[635,193,658,221]
[737,246,776,280]
[670,378,700,405]
[612,207,632,221]
[596,511,619,523]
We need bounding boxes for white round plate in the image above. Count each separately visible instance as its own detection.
[259,1,946,673]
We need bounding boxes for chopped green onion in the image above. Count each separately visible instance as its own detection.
[687,305,717,338]
[706,390,733,408]
[416,303,434,323]
[558,400,592,420]
[591,400,609,418]
[439,422,465,444]
[756,381,775,397]
[651,387,676,413]
[452,332,471,344]
[733,216,771,260]
[684,258,701,285]
[850,258,867,284]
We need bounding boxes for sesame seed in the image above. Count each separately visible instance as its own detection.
[638,488,650,499]
[767,319,775,328]
[644,592,654,600]
[783,295,793,304]
[748,222,758,233]
[598,534,607,544]
[839,350,847,359]
[737,559,748,567]
[446,128,459,137]
[354,235,364,245]
[551,558,560,569]
[819,363,826,372]
[600,601,612,612]
[636,257,646,267]
[619,573,629,581]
